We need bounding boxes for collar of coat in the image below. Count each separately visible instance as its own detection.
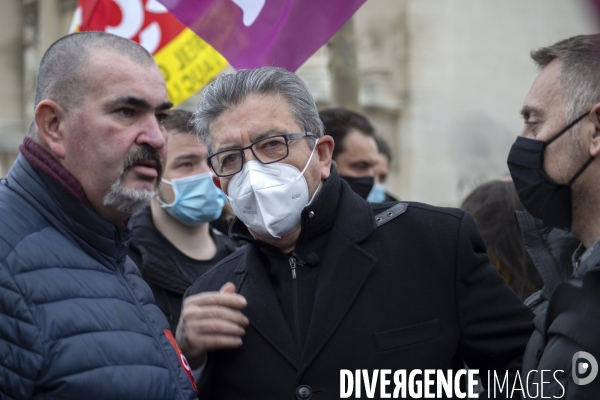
[19,136,94,210]
[6,152,132,270]
[217,165,380,369]
[228,164,377,254]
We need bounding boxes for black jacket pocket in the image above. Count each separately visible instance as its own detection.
[374,319,440,351]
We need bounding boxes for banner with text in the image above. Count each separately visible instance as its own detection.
[158,0,368,72]
[71,0,228,106]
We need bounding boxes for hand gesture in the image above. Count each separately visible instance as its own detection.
[176,282,249,368]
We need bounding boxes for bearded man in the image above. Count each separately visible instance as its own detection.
[0,32,197,399]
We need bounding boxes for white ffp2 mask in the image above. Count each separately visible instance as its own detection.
[226,142,319,238]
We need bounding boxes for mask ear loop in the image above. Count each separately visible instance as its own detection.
[544,111,590,146]
[567,156,595,186]
[296,137,319,181]
[307,181,322,205]
[301,137,323,204]
[541,110,595,186]
[156,178,176,208]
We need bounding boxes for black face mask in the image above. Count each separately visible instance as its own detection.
[507,111,594,230]
[340,175,375,200]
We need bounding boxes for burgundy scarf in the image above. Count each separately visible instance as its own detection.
[19,137,94,210]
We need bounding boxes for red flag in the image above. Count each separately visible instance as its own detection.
[71,0,228,105]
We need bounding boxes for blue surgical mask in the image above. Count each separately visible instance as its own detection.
[366,183,387,203]
[157,172,226,226]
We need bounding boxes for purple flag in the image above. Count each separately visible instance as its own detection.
[589,0,600,24]
[158,0,367,72]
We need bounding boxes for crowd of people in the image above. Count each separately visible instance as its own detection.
[1,30,600,399]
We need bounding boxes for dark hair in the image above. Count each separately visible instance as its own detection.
[375,136,393,165]
[531,34,600,122]
[319,108,375,160]
[461,180,542,300]
[164,109,193,133]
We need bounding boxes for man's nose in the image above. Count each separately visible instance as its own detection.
[136,114,167,150]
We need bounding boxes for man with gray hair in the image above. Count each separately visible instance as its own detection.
[508,34,600,397]
[177,66,534,399]
[0,32,198,399]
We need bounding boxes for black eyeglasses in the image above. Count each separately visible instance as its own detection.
[207,132,317,177]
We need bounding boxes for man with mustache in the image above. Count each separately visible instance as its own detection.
[0,32,197,399]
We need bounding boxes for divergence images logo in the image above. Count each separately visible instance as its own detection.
[572,351,598,385]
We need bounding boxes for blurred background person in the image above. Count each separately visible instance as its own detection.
[368,136,399,202]
[129,109,239,332]
[319,108,379,199]
[461,180,542,300]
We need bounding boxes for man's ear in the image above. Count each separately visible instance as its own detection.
[316,135,334,180]
[34,100,68,159]
[590,103,600,157]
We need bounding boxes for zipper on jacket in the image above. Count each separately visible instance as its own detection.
[115,228,128,266]
[289,252,305,346]
[566,279,583,289]
[114,228,188,399]
[289,253,298,279]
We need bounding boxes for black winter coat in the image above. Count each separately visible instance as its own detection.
[521,222,600,398]
[186,169,534,399]
[516,211,579,316]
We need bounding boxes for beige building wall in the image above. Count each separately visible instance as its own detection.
[400,0,598,206]
[0,0,75,178]
[0,0,24,177]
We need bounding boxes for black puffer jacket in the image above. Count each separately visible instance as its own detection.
[518,212,600,398]
[516,212,579,315]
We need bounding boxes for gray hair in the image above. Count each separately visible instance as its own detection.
[191,67,324,154]
[30,31,155,137]
[531,34,600,124]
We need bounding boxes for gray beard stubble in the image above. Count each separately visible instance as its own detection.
[102,146,164,215]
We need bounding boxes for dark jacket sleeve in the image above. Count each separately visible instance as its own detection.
[0,262,43,400]
[455,212,535,397]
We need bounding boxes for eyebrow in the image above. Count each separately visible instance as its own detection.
[106,96,173,111]
[213,129,290,153]
[249,129,289,142]
[350,159,379,167]
[520,105,544,119]
[158,100,174,111]
[171,153,202,163]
